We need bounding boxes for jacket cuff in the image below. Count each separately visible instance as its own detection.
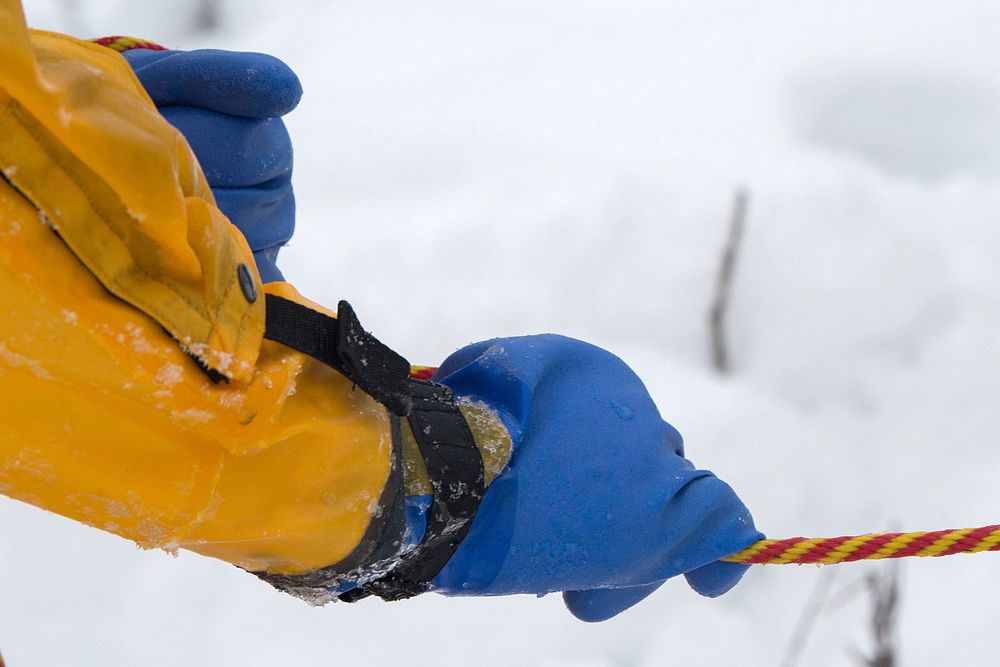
[400,400,513,497]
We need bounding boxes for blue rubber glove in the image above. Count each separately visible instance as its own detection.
[428,335,763,622]
[122,48,302,283]
[120,45,761,623]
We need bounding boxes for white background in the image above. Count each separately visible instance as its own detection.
[6,1,1000,664]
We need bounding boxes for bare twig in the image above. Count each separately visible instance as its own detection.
[782,568,839,667]
[783,563,901,667]
[192,0,223,32]
[709,188,748,374]
[821,575,870,615]
[857,562,901,667]
[847,563,901,667]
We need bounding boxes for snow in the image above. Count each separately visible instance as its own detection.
[6,0,1000,665]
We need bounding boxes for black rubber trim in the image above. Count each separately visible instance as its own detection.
[253,415,406,593]
[259,296,485,602]
[338,379,485,602]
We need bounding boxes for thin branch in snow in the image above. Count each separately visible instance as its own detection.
[192,0,223,33]
[781,567,839,667]
[851,563,901,667]
[709,188,748,374]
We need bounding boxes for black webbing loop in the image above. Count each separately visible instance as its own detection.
[261,295,485,601]
[339,379,485,602]
[264,295,413,415]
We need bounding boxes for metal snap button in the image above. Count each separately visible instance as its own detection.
[237,263,257,303]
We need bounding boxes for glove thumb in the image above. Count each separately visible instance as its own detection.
[683,559,750,597]
[562,560,750,622]
[562,582,664,623]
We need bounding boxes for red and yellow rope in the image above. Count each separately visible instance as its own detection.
[91,36,166,52]
[725,524,1000,565]
[409,365,437,381]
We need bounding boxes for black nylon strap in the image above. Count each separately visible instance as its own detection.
[261,295,485,602]
[264,295,413,415]
[339,379,485,602]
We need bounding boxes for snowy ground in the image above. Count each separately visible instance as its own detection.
[6,1,1000,664]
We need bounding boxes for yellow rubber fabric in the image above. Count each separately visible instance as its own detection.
[0,1,394,576]
[0,1,262,383]
[0,171,397,574]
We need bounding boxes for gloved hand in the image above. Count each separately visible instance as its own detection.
[428,335,762,622]
[119,44,761,623]
[122,48,302,283]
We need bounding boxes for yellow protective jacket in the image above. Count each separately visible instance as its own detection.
[0,0,509,591]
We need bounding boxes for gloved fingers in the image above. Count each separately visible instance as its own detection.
[158,106,293,188]
[212,178,295,251]
[122,49,302,119]
[683,560,751,598]
[649,472,763,585]
[252,247,285,284]
[562,582,665,623]
[121,48,299,283]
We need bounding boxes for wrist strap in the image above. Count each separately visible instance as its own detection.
[339,379,485,601]
[259,295,485,601]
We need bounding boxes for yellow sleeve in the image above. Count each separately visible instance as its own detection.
[0,0,396,577]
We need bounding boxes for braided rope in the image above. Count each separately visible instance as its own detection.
[91,36,167,53]
[724,524,1000,565]
[409,365,437,381]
